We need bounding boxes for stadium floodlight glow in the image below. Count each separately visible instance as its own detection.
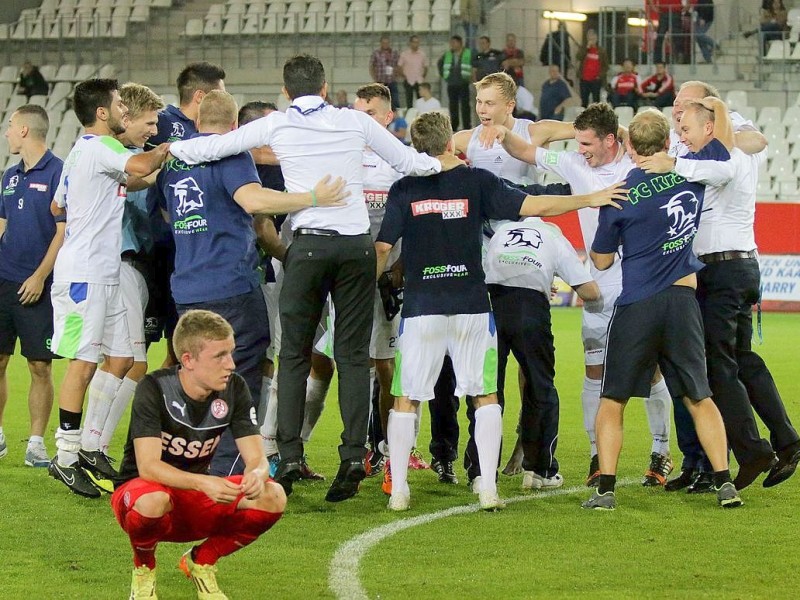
[543,11,587,22]
[627,18,649,27]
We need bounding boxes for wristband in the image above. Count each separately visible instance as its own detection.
[311,190,318,207]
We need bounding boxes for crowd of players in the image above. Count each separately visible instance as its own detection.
[1,53,799,599]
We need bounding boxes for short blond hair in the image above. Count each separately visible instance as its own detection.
[198,89,238,130]
[628,108,670,156]
[119,83,165,120]
[173,310,234,358]
[679,80,721,99]
[474,72,517,103]
[410,111,452,156]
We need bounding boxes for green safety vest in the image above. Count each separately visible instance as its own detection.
[442,49,472,81]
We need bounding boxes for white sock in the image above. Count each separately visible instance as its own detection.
[261,377,279,456]
[98,377,138,454]
[81,370,123,452]
[475,404,502,494]
[645,378,672,456]
[581,377,602,457]
[56,427,82,466]
[387,409,415,496]
[259,376,272,425]
[301,376,330,443]
[0,426,5,439]
[28,435,44,447]
[413,402,422,445]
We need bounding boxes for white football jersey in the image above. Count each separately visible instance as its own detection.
[466,118,539,185]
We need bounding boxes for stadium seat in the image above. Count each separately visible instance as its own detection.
[204,15,223,35]
[54,64,77,82]
[46,82,73,111]
[614,106,634,127]
[184,18,204,36]
[267,2,287,15]
[756,179,777,201]
[764,40,792,60]
[5,96,26,114]
[768,140,791,162]
[240,16,259,34]
[763,123,787,145]
[725,90,748,111]
[430,9,450,31]
[411,11,430,31]
[778,180,800,201]
[0,66,18,84]
[160,93,179,106]
[129,5,150,22]
[757,106,782,128]
[260,14,279,33]
[246,2,266,16]
[73,64,98,81]
[392,10,410,31]
[736,106,757,124]
[28,94,48,107]
[782,106,800,128]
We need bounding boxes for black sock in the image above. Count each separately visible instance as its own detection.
[712,469,731,487]
[59,408,82,431]
[598,474,616,494]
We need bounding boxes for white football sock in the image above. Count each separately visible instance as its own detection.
[387,409,415,496]
[261,377,279,456]
[258,376,272,425]
[56,427,82,466]
[81,370,123,452]
[581,377,602,457]
[474,404,502,494]
[301,376,330,443]
[645,377,672,456]
[413,402,422,445]
[98,377,138,454]
[28,435,44,447]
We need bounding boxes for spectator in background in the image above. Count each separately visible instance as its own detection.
[414,82,442,113]
[370,36,400,110]
[473,36,504,82]
[334,90,352,109]
[638,62,675,108]
[609,58,640,110]
[576,29,609,107]
[539,22,571,79]
[539,64,573,121]
[654,0,685,63]
[759,0,789,56]
[17,62,48,101]
[502,33,526,86]
[438,35,473,130]
[397,35,429,110]
[389,112,409,144]
[693,0,716,63]
[460,0,481,50]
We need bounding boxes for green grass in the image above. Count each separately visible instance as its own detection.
[1,308,799,599]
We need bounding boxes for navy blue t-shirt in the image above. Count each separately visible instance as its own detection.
[377,165,526,317]
[0,151,64,284]
[593,170,708,306]
[154,134,262,304]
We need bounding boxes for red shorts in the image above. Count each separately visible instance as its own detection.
[112,476,247,543]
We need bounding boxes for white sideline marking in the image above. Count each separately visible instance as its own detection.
[328,479,635,600]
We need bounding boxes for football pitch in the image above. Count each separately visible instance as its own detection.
[1,308,799,599]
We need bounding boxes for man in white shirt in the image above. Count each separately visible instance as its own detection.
[480,102,675,488]
[169,54,441,503]
[414,83,442,114]
[49,78,170,498]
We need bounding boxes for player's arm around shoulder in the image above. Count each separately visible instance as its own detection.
[528,119,576,147]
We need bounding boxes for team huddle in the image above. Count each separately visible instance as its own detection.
[1,53,798,600]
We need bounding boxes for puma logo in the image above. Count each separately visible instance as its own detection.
[172,401,187,417]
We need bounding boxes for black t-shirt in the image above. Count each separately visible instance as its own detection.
[377,165,526,317]
[115,367,259,487]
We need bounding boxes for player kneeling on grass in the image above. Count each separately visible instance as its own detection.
[111,310,285,600]
[376,111,627,512]
[583,107,742,511]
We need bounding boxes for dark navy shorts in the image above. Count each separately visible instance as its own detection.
[0,277,57,361]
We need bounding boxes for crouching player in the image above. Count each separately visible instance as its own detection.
[111,310,285,600]
[377,112,626,512]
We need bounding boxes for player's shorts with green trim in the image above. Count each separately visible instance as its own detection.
[50,281,132,363]
[391,312,498,401]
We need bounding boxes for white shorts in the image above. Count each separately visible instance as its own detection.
[370,288,399,360]
[582,282,621,366]
[51,282,132,363]
[119,262,148,363]
[391,313,497,401]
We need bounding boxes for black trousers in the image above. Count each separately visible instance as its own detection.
[177,287,269,476]
[579,80,602,107]
[447,83,471,131]
[429,356,460,463]
[403,81,420,110]
[277,233,375,463]
[654,10,684,63]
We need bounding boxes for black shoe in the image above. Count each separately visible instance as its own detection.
[642,452,673,487]
[586,455,600,488]
[763,447,800,488]
[325,459,366,502]
[432,459,458,484]
[78,449,118,480]
[733,453,778,490]
[274,459,303,496]
[298,454,325,481]
[665,468,695,492]
[49,459,101,498]
[687,471,714,494]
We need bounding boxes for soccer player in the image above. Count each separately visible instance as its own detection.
[0,104,64,466]
[112,310,285,600]
[78,83,165,477]
[155,90,347,477]
[376,111,626,511]
[484,217,600,490]
[479,102,676,488]
[169,54,441,504]
[584,106,742,510]
[48,78,170,498]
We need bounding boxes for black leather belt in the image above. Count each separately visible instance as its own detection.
[698,250,758,264]
[294,228,340,238]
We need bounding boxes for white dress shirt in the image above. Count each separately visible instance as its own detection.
[170,95,441,235]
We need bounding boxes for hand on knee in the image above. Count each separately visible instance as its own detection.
[254,480,287,513]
